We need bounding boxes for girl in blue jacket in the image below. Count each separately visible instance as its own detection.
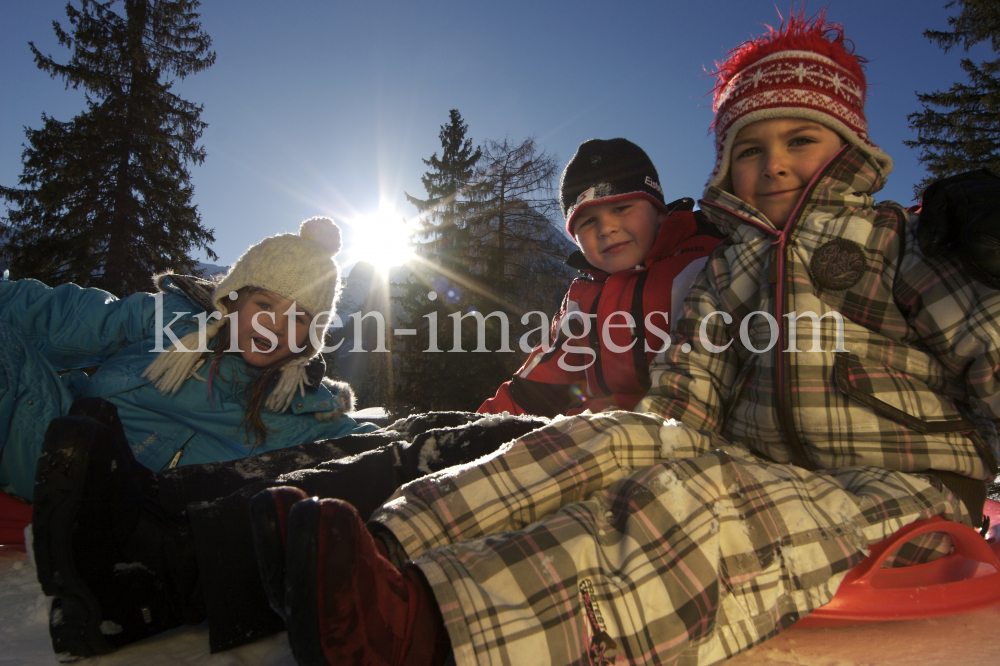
[0,216,376,500]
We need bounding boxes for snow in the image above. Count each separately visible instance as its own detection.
[348,407,387,420]
[417,435,440,474]
[468,411,518,427]
[2,544,998,665]
[726,607,1000,665]
[659,418,685,457]
[348,407,390,425]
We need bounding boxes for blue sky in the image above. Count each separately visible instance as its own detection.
[0,1,985,270]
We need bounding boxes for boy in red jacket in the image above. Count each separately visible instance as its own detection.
[479,138,724,416]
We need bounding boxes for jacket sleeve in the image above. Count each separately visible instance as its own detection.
[478,380,527,415]
[0,278,157,370]
[636,252,743,431]
[478,290,596,417]
[478,375,586,417]
[895,224,1000,428]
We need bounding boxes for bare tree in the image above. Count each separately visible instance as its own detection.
[466,137,573,313]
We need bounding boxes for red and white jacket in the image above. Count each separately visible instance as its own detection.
[479,199,725,416]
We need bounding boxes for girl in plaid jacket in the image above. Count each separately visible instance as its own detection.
[259,12,1000,666]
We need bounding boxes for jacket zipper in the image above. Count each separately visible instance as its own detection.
[773,150,847,470]
[701,146,847,470]
[773,234,815,469]
[630,271,651,390]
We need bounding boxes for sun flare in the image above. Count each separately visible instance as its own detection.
[347,205,414,272]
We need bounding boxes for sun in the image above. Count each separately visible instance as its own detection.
[347,204,414,272]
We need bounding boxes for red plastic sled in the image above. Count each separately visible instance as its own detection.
[796,498,1000,627]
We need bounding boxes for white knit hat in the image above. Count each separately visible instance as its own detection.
[213,217,343,330]
[143,217,343,412]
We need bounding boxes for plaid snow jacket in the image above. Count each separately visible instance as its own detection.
[638,146,1000,514]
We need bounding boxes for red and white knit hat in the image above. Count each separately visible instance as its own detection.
[707,9,893,190]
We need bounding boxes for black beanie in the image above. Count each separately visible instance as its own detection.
[560,138,666,235]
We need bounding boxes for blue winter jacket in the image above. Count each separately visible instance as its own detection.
[0,276,377,500]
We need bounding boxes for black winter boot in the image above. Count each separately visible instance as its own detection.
[248,485,310,621]
[32,401,204,660]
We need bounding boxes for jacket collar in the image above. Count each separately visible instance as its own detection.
[698,144,888,242]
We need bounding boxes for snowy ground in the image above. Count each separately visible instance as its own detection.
[348,406,390,425]
[0,545,295,666]
[2,542,997,666]
[726,606,1000,665]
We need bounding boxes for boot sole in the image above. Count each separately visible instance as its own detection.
[284,498,333,666]
[32,418,115,659]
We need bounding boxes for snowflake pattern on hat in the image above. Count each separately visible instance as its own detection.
[707,10,892,189]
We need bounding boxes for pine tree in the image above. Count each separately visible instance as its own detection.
[405,110,481,236]
[391,120,575,416]
[906,0,1000,196]
[392,111,480,414]
[405,109,481,277]
[352,266,394,410]
[355,345,394,410]
[0,0,217,296]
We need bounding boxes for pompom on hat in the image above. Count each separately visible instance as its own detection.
[143,217,344,412]
[212,216,343,331]
[707,8,893,191]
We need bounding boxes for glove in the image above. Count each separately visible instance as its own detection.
[919,168,1000,290]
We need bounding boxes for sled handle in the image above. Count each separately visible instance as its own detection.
[852,515,997,587]
[796,515,1000,627]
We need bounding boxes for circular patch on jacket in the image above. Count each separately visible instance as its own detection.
[810,239,867,290]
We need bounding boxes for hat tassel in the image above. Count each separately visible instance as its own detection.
[265,357,310,412]
[142,318,224,395]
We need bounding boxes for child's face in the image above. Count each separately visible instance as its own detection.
[730,118,845,229]
[572,198,665,273]
[233,289,311,367]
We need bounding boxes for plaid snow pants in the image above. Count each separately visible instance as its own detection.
[370,412,967,666]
